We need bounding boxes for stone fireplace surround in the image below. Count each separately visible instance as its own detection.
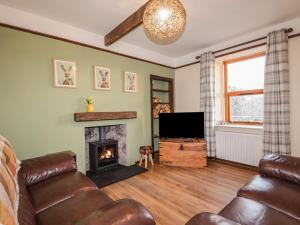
[85,124,127,172]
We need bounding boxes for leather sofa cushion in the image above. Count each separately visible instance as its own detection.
[20,151,77,186]
[28,171,97,213]
[259,154,300,185]
[220,197,300,225]
[238,175,300,220]
[74,199,156,225]
[18,174,36,225]
[36,190,113,225]
[186,212,240,225]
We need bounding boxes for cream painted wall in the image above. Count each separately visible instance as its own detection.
[175,36,300,157]
[289,37,300,157]
[174,60,222,122]
[175,64,200,112]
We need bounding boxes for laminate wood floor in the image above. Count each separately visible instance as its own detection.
[102,161,257,225]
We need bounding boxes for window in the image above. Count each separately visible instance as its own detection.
[224,52,265,124]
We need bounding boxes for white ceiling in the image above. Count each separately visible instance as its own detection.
[0,0,300,58]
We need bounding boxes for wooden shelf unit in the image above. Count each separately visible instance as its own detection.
[153,102,170,105]
[152,89,170,93]
[150,75,174,157]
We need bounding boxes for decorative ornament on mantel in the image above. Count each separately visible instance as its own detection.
[143,0,186,45]
[85,96,94,112]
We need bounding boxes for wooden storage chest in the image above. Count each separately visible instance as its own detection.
[159,139,207,168]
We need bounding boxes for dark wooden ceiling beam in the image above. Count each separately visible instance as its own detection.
[104,1,150,46]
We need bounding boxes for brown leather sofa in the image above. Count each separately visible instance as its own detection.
[186,154,300,225]
[18,150,155,225]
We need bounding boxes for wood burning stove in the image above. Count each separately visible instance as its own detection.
[89,139,118,174]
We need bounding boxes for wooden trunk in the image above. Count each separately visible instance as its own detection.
[159,139,207,168]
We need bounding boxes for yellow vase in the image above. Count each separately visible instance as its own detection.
[87,103,94,112]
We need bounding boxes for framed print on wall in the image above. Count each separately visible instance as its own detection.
[53,59,76,88]
[94,65,111,90]
[124,71,137,93]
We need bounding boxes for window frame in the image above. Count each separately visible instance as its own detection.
[224,52,265,125]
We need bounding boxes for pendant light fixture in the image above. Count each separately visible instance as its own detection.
[143,0,186,45]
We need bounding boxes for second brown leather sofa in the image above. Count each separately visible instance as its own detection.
[18,150,156,225]
[186,154,300,225]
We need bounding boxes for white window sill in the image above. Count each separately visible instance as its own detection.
[216,124,263,135]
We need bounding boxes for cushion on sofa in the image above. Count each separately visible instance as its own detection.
[28,171,97,213]
[0,135,20,225]
[74,199,156,225]
[238,175,300,220]
[36,190,113,225]
[186,212,240,225]
[259,154,300,185]
[20,151,77,186]
[220,197,300,225]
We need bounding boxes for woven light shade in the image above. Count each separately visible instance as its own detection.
[143,0,186,45]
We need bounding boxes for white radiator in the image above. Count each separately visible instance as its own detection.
[216,129,263,167]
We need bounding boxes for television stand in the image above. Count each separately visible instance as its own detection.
[159,138,207,168]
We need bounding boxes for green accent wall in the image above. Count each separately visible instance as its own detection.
[0,26,174,172]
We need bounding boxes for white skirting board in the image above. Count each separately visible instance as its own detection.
[216,130,263,167]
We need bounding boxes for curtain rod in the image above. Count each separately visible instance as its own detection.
[195,28,293,60]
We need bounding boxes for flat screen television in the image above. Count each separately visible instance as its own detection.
[159,112,205,139]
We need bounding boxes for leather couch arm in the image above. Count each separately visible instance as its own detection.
[259,154,300,185]
[75,199,156,225]
[186,213,240,225]
[20,150,77,186]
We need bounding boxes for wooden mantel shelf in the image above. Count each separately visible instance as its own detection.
[74,111,137,122]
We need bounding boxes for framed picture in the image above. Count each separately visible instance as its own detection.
[53,59,76,88]
[124,71,137,93]
[94,66,111,90]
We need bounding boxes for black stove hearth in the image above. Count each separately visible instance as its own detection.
[89,139,118,174]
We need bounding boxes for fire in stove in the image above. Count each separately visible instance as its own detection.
[99,149,115,160]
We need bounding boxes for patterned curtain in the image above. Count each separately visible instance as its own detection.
[263,29,291,155]
[200,52,216,157]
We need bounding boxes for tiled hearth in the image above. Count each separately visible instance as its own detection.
[85,125,127,172]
